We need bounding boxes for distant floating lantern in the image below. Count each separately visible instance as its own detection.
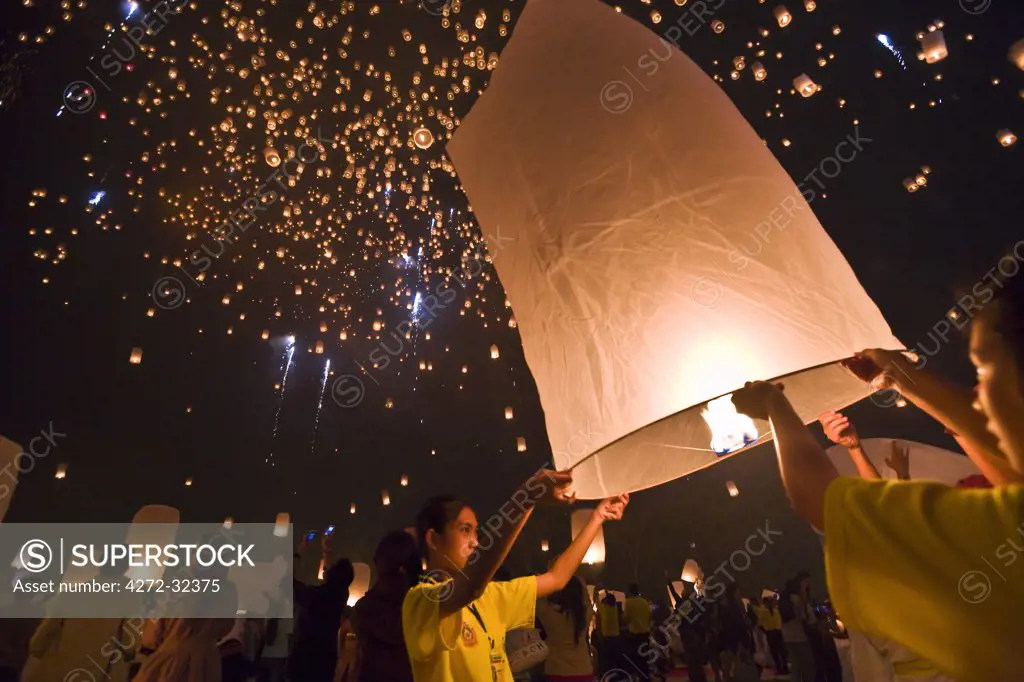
[55,463,67,479]
[400,474,409,487]
[505,406,514,420]
[490,344,500,359]
[461,365,468,374]
[726,480,739,497]
[129,347,143,364]
[920,165,932,175]
[804,0,816,10]
[752,62,767,81]
[223,517,233,529]
[711,19,725,33]
[1008,39,1024,70]
[774,6,792,27]
[412,127,434,150]
[919,30,948,64]
[382,490,391,506]
[896,398,908,408]
[294,284,302,295]
[903,178,919,193]
[915,174,927,186]
[264,147,281,167]
[315,340,324,354]
[733,56,746,71]
[350,503,357,514]
[681,559,702,582]
[146,308,155,317]
[348,563,372,606]
[184,478,193,487]
[793,74,818,98]
[516,437,527,452]
[262,329,270,340]
[541,540,550,552]
[572,509,605,564]
[998,129,1018,147]
[274,513,290,537]
[385,397,394,409]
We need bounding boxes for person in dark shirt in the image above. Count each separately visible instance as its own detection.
[353,530,420,682]
[289,536,354,682]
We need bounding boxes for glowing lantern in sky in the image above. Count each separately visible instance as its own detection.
[505,406,514,420]
[541,539,550,552]
[382,490,391,505]
[412,127,434,150]
[262,329,270,340]
[774,6,792,27]
[264,147,281,167]
[274,513,290,537]
[400,474,409,487]
[490,344,500,359]
[448,0,901,498]
[903,178,919,193]
[919,30,948,64]
[804,0,816,10]
[711,20,725,33]
[516,437,527,452]
[998,130,1018,147]
[571,508,605,564]
[129,347,143,364]
[350,503,357,514]
[223,517,234,529]
[1008,38,1024,70]
[55,463,67,479]
[752,62,767,81]
[315,340,324,354]
[726,481,740,497]
[793,74,818,98]
[681,559,702,583]
[348,563,372,606]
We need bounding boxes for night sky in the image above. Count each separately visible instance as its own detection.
[1,0,1022,597]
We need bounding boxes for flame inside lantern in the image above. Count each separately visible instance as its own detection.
[702,395,759,455]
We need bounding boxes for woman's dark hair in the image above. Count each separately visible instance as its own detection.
[374,530,420,585]
[982,249,1024,359]
[548,576,587,645]
[415,494,469,557]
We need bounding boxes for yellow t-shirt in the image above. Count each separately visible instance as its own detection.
[753,605,781,631]
[824,477,1024,681]
[402,576,537,682]
[597,600,620,637]
[623,596,651,635]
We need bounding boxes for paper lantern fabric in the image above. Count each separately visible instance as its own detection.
[826,439,980,484]
[447,0,901,499]
[571,508,606,564]
[348,562,372,606]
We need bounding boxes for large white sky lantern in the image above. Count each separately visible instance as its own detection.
[571,508,606,565]
[447,0,901,499]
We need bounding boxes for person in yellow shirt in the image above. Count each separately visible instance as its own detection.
[595,589,622,675]
[752,596,785,675]
[402,469,629,682]
[622,584,651,676]
[730,255,1024,681]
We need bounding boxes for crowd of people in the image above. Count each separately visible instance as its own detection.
[2,248,1023,682]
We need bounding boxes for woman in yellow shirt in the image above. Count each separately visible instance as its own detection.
[731,258,1024,681]
[402,469,628,682]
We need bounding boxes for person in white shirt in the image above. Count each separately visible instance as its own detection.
[535,575,595,681]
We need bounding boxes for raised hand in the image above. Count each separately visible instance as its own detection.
[593,494,629,522]
[818,411,861,449]
[731,381,786,421]
[885,440,910,480]
[526,469,577,506]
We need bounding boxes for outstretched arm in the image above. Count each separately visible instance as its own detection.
[846,351,1023,485]
[440,470,574,616]
[536,496,628,598]
[735,383,838,530]
[819,411,881,480]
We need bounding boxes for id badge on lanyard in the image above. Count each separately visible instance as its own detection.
[468,603,503,682]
